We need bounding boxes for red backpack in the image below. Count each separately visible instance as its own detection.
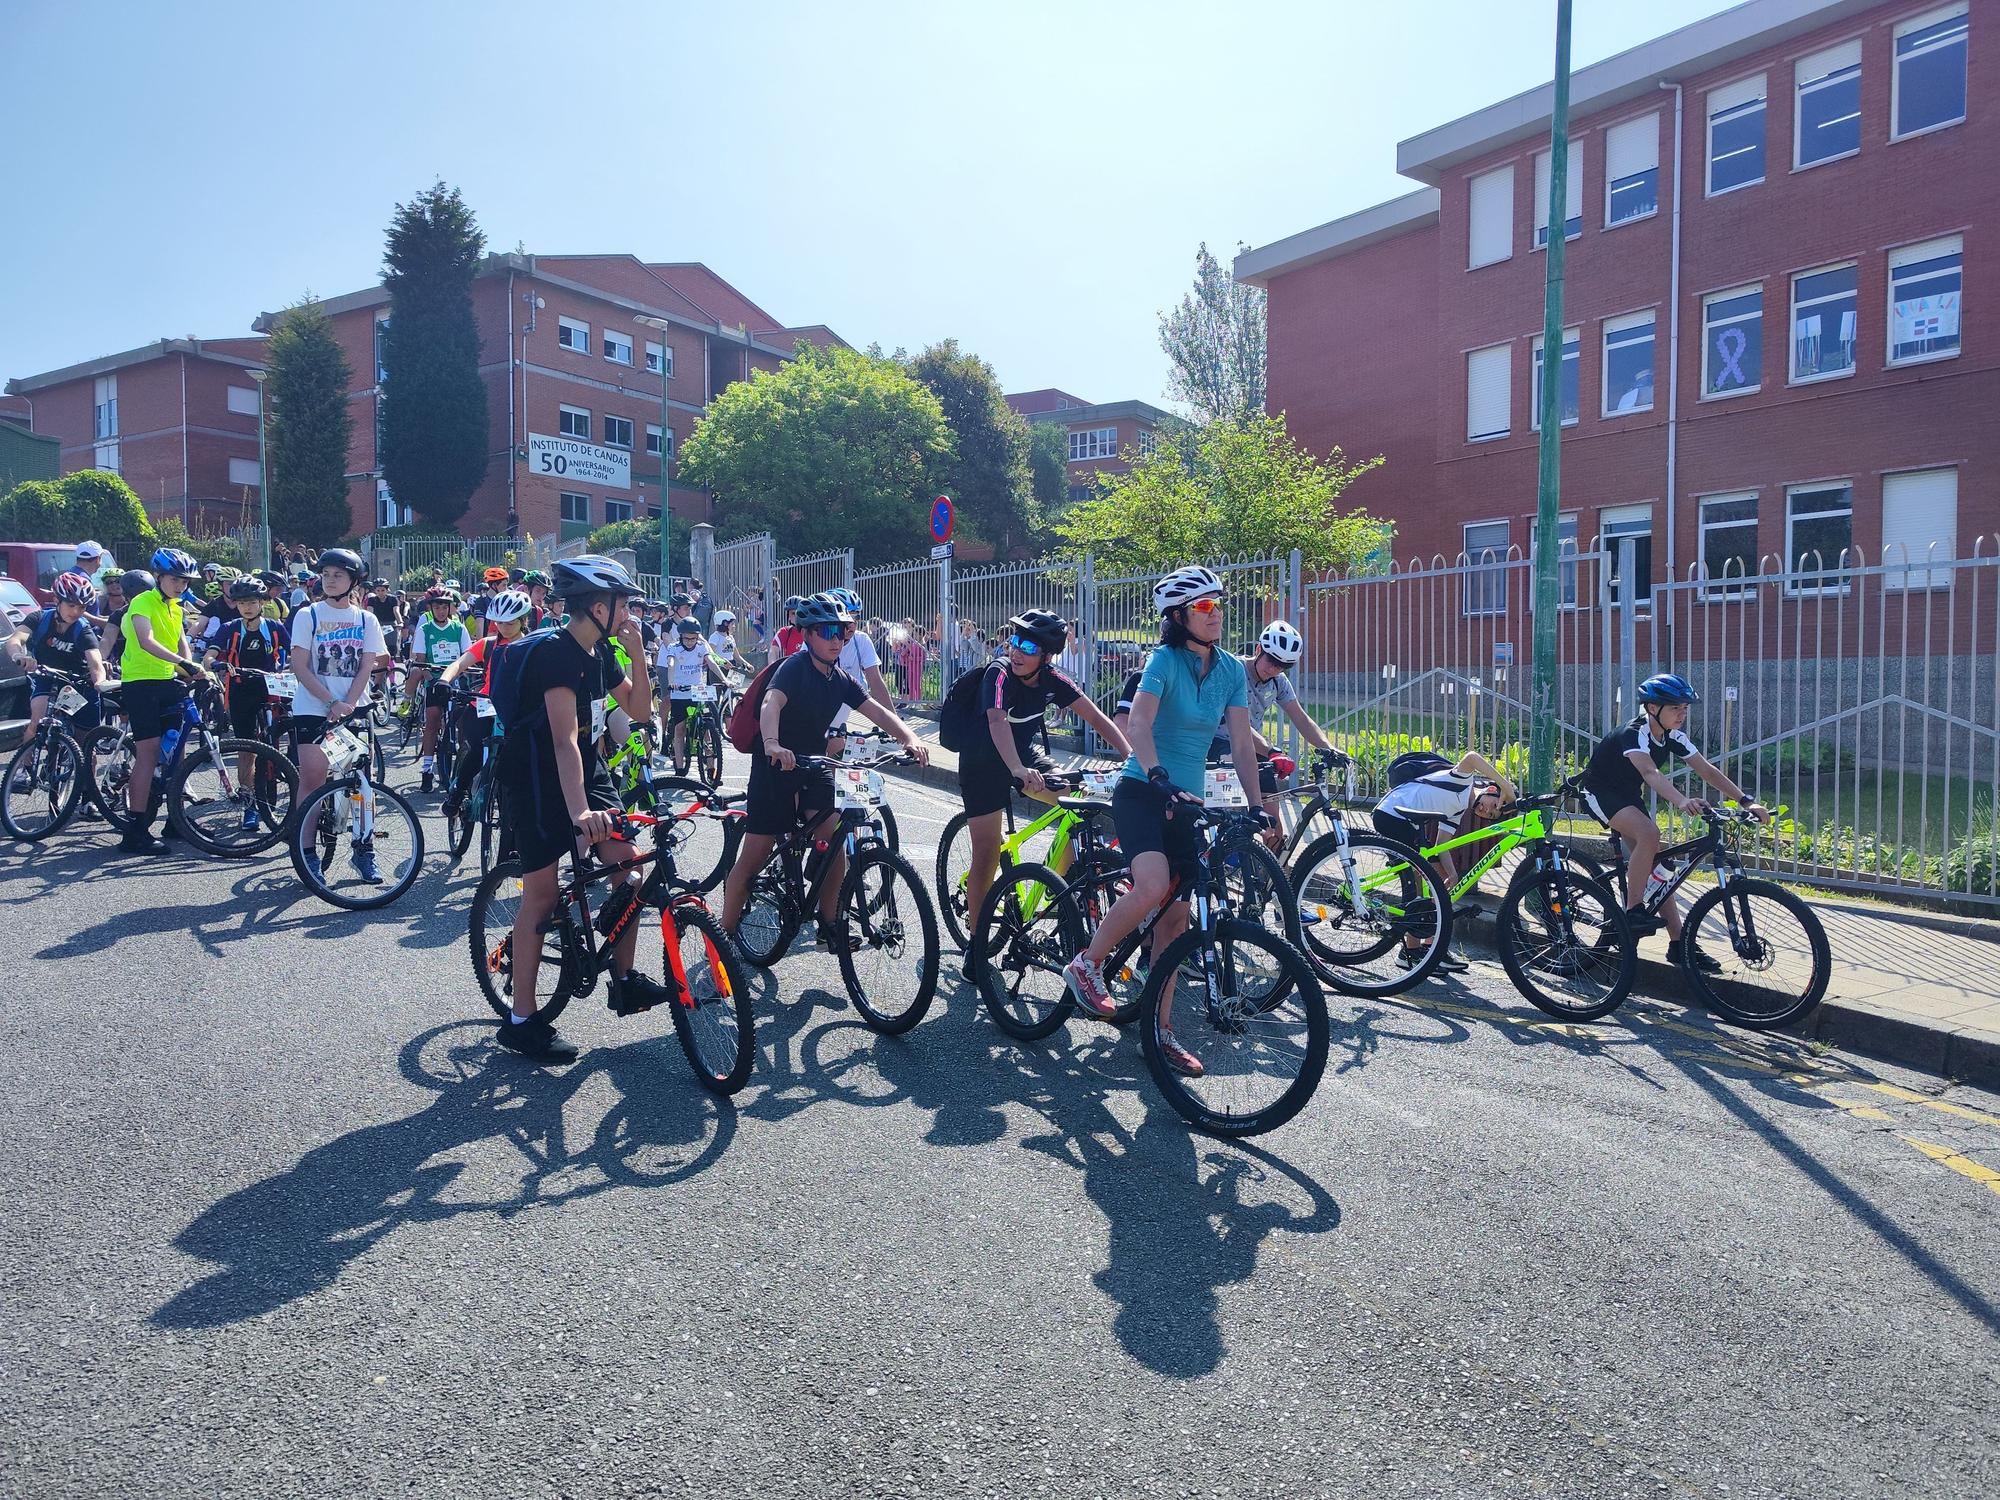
[725,658,785,753]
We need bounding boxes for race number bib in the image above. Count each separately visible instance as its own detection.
[687,683,717,704]
[474,697,496,719]
[834,768,885,810]
[1204,767,1249,809]
[591,697,607,741]
[323,726,365,778]
[268,672,300,700]
[842,735,875,764]
[55,686,88,714]
[1080,770,1121,800]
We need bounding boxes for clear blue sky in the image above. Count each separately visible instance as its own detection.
[1,0,1741,407]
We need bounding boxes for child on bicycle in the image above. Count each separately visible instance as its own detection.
[659,616,735,771]
[7,571,107,746]
[204,577,293,829]
[287,547,388,884]
[408,587,475,792]
[948,609,1130,967]
[438,589,532,814]
[117,549,213,854]
[1204,621,1347,850]
[1580,673,1768,968]
[1371,749,1515,972]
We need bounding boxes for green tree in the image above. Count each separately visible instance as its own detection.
[1026,419,1071,514]
[906,340,1038,556]
[1159,242,1266,425]
[0,478,73,541]
[152,516,242,569]
[379,181,488,530]
[678,344,954,566]
[1055,413,1387,575]
[57,469,154,545]
[266,296,356,546]
[585,515,693,580]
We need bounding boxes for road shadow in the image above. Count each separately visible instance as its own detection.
[153,1020,734,1330]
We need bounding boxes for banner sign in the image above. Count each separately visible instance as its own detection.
[529,433,631,490]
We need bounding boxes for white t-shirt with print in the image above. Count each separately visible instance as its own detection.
[291,602,388,717]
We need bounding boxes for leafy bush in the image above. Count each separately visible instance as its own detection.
[1945,795,1998,896]
[1752,739,1838,777]
[152,517,242,568]
[398,549,518,593]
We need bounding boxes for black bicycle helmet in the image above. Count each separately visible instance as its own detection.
[1006,609,1069,656]
[318,546,365,583]
[509,568,527,584]
[783,594,805,613]
[675,616,704,635]
[226,578,266,601]
[1637,672,1699,706]
[256,569,287,589]
[793,593,852,628]
[121,569,156,596]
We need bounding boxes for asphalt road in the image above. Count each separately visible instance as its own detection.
[2,750,1996,1499]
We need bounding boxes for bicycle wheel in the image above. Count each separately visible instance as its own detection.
[876,802,900,854]
[934,810,977,949]
[664,902,755,1095]
[1680,879,1831,1031]
[970,862,1077,1041]
[697,719,724,786]
[1,732,85,841]
[1138,918,1329,1138]
[168,738,298,857]
[1062,856,1148,1025]
[733,864,797,968]
[1495,869,1634,1022]
[1288,830,1451,996]
[838,847,939,1034]
[84,726,140,831]
[290,778,426,909]
[1214,833,1304,949]
[653,776,738,895]
[1281,797,1344,866]
[468,858,579,1022]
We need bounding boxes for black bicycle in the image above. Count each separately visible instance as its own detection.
[289,700,424,909]
[1,668,109,841]
[732,750,939,1034]
[668,681,729,785]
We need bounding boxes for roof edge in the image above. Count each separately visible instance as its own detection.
[6,337,266,394]
[1236,188,1440,286]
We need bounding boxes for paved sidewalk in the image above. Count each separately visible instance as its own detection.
[878,714,2000,1088]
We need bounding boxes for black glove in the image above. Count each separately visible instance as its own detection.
[1146,765,1177,798]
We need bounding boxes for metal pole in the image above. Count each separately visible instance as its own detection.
[1529,0,1574,794]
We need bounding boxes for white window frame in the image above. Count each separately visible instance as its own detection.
[558,404,591,438]
[1467,164,1514,270]
[1601,503,1655,616]
[93,373,118,440]
[1891,3,1969,143]
[1603,113,1659,228]
[1136,429,1158,458]
[1701,285,1763,400]
[1601,312,1656,418]
[1533,143,1582,249]
[376,479,411,530]
[1529,511,1582,610]
[93,442,120,474]
[1789,261,1859,385]
[603,329,634,366]
[1530,327,1580,431]
[227,384,261,416]
[1886,234,1962,368]
[557,316,590,354]
[1465,343,1511,443]
[645,423,667,457]
[1697,492,1761,600]
[1880,467,1958,592]
[1069,426,1118,461]
[1705,74,1767,197]
[228,456,262,488]
[1783,481,1854,597]
[560,491,591,525]
[1461,519,1511,618]
[645,340,672,377]
[603,496,634,525]
[602,414,634,449]
[1794,39,1863,171]
[373,315,391,385]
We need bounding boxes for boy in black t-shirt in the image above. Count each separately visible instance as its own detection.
[494,556,657,1063]
[717,594,928,949]
[205,579,293,828]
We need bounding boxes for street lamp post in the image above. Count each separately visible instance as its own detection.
[635,314,673,590]
[248,368,271,568]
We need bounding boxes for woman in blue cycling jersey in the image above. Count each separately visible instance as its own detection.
[1062,564,1266,1078]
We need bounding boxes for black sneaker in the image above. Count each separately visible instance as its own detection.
[159,819,179,841]
[421,768,435,794]
[117,827,165,855]
[817,922,860,956]
[495,1014,578,1062]
[1436,952,1471,973]
[611,972,680,1016]
[1625,911,1664,938]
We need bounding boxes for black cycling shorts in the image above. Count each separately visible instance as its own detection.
[957,746,1055,819]
[120,679,188,742]
[1371,809,1436,853]
[225,682,270,739]
[424,678,454,710]
[1110,774,1200,870]
[744,756,836,838]
[1580,784,1648,827]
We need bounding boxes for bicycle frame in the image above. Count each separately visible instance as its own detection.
[562,831,729,1010]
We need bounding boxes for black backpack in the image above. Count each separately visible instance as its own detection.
[938,665,993,752]
[1385,750,1454,788]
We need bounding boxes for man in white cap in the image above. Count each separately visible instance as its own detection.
[74,541,112,598]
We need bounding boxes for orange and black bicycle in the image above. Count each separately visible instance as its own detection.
[468,808,754,1095]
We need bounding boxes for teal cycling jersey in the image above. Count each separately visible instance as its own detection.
[1121,642,1247,795]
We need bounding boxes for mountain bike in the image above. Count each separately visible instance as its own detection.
[934,765,1126,950]
[1288,785,1635,1021]
[668,682,727,785]
[1555,798,1831,1030]
[437,684,503,868]
[1271,748,1358,865]
[289,702,424,909]
[1,668,105,841]
[732,750,939,1035]
[604,723,742,892]
[829,728,901,851]
[973,797,1328,1138]
[468,809,754,1094]
[1281,800,1454,997]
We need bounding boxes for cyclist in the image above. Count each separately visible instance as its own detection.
[469,567,510,633]
[659,615,734,770]
[1063,565,1265,1077]
[1580,673,1769,967]
[408,587,475,792]
[814,587,893,758]
[256,570,290,624]
[492,556,661,1062]
[769,594,806,664]
[521,571,554,629]
[718,592,929,951]
[707,609,740,672]
[1372,749,1514,973]
[367,576,404,655]
[203,578,293,830]
[1205,621,1347,848]
[949,608,1130,958]
[437,589,533,813]
[6,570,108,747]
[116,549,211,855]
[288,547,389,883]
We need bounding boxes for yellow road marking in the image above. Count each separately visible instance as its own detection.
[1819,1098,1895,1122]
[1903,1137,2000,1196]
[1859,1081,2000,1130]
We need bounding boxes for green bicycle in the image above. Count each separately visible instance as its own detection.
[934,766,1126,951]
[1287,786,1637,1021]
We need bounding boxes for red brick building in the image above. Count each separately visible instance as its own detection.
[1241,0,1987,608]
[1005,388,1173,503]
[3,337,271,533]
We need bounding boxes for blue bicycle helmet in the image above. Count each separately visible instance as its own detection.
[1637,672,1699,705]
[150,547,200,579]
[794,593,852,628]
[829,586,864,617]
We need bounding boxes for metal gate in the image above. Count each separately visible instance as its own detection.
[709,531,774,660]
[853,556,947,708]
[771,547,854,621]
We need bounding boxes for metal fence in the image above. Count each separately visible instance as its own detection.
[1091,553,1298,726]
[708,532,775,660]
[854,556,948,707]
[771,547,853,625]
[360,533,558,592]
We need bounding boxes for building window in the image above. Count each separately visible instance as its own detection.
[1881,467,1958,591]
[558,404,591,438]
[1785,483,1852,594]
[1467,164,1513,269]
[1791,263,1858,381]
[229,456,262,488]
[1533,142,1581,247]
[1699,493,1760,598]
[1706,74,1766,194]
[603,414,634,449]
[1795,39,1862,168]
[1602,313,1655,415]
[376,480,411,530]
[93,442,120,474]
[560,491,591,525]
[645,423,668,457]
[1066,483,1093,506]
[374,316,391,384]
[1462,520,1510,616]
[1530,327,1580,429]
[1530,512,1581,608]
[604,497,633,525]
[645,340,672,377]
[1702,286,1763,397]
[1069,426,1118,461]
[1604,114,1658,226]
[557,316,590,353]
[603,329,634,365]
[227,384,260,416]
[1602,504,1653,611]
[92,374,117,439]
[1888,235,1962,365]
[1893,4,1968,140]
[1136,428,1158,458]
[1465,344,1511,441]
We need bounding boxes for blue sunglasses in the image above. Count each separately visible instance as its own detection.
[1008,634,1043,657]
[811,623,847,642]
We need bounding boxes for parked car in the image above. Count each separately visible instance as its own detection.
[0,542,90,607]
[0,573,38,743]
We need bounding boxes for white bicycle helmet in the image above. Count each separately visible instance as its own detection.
[549,554,637,598]
[712,609,736,626]
[1258,620,1304,664]
[485,589,533,625]
[1152,565,1224,614]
